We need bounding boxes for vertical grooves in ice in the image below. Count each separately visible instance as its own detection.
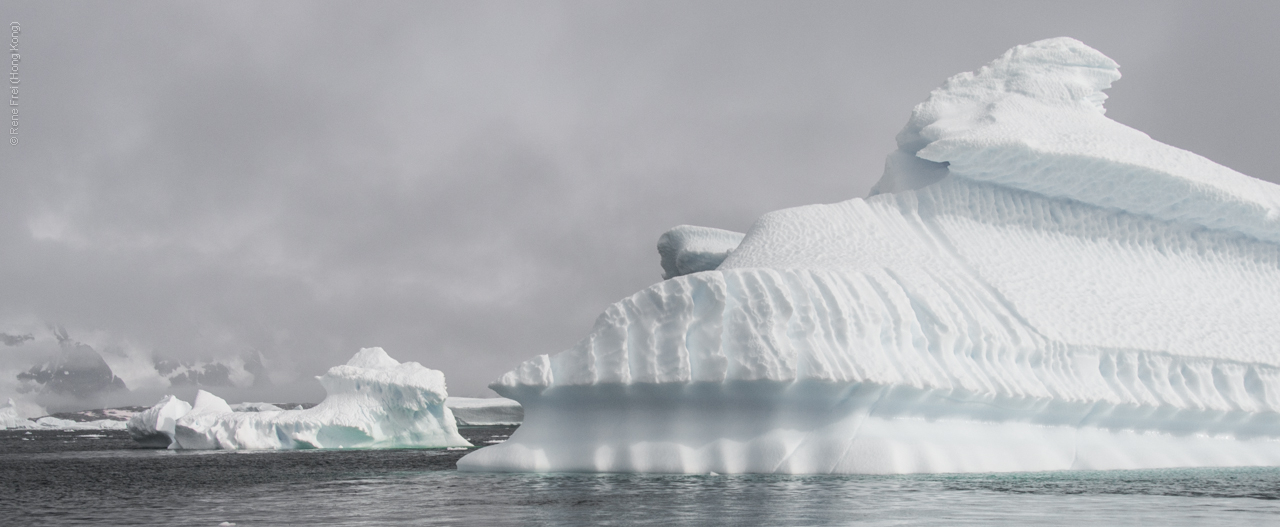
[495,174,1280,419]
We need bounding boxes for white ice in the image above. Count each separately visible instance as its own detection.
[460,38,1280,474]
[1,397,128,430]
[127,395,193,446]
[142,347,471,450]
[446,397,523,426]
[29,416,128,431]
[0,398,35,429]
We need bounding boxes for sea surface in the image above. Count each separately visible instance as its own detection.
[3,427,1280,526]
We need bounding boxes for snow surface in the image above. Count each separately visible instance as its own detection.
[459,38,1280,474]
[657,225,745,279]
[152,348,471,450]
[446,397,523,426]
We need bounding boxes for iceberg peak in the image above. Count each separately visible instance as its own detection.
[344,346,402,371]
[871,38,1280,247]
[895,37,1118,160]
[190,389,234,414]
[127,394,193,447]
[874,37,1121,196]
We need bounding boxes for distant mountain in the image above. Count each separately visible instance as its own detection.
[17,329,127,399]
[153,351,269,388]
[1,332,34,346]
[13,326,270,402]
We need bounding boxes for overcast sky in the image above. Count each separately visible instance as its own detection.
[2,1,1278,403]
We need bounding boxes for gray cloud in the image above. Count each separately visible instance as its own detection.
[1,333,33,346]
[2,1,1277,403]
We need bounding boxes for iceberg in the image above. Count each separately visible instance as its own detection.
[0,398,35,429]
[146,348,470,450]
[29,416,128,431]
[2,397,128,430]
[459,38,1280,474]
[446,397,523,426]
[127,395,193,446]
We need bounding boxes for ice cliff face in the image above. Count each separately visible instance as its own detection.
[135,348,471,450]
[127,395,193,446]
[460,38,1280,474]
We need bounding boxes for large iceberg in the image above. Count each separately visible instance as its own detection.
[459,38,1280,474]
[132,348,471,450]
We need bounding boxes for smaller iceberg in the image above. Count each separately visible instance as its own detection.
[127,395,193,446]
[129,347,471,450]
[446,397,523,426]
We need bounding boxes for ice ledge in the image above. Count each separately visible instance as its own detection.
[657,225,745,279]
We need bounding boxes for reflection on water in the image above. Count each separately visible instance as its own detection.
[2,429,1278,526]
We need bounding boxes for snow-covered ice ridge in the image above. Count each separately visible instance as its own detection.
[129,348,471,450]
[459,38,1280,474]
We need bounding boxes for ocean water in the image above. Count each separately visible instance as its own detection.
[3,428,1280,526]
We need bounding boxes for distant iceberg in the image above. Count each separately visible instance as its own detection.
[30,416,127,431]
[130,348,471,450]
[460,38,1280,474]
[1,397,128,430]
[228,402,284,413]
[446,397,523,426]
[0,398,35,429]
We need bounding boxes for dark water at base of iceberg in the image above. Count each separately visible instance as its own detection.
[3,428,1279,526]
